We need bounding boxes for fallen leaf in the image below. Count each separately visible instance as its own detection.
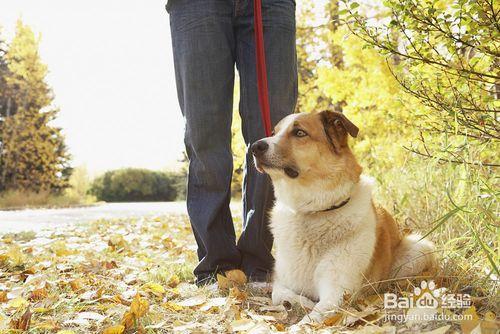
[344,306,380,326]
[7,297,29,310]
[229,286,248,301]
[10,307,32,330]
[33,307,51,314]
[50,241,74,256]
[324,313,344,326]
[29,287,48,301]
[200,297,227,311]
[423,325,451,334]
[130,294,149,318]
[102,325,125,334]
[162,237,176,249]
[217,273,232,290]
[163,301,184,312]
[406,307,438,326]
[480,311,498,333]
[461,306,480,334]
[0,291,7,302]
[247,322,271,334]
[120,311,134,329]
[225,269,247,286]
[231,319,256,332]
[75,311,106,322]
[177,294,207,307]
[102,260,118,270]
[274,323,286,331]
[4,245,25,268]
[108,235,127,251]
[35,319,59,330]
[217,269,247,290]
[69,278,84,292]
[141,282,165,296]
[167,274,180,288]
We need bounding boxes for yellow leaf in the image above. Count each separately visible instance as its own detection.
[6,245,25,267]
[229,287,248,301]
[69,279,84,292]
[10,307,31,330]
[2,236,13,244]
[141,282,165,296]
[56,331,77,334]
[168,274,180,288]
[225,269,247,285]
[120,311,134,329]
[0,291,7,302]
[481,311,498,333]
[163,301,183,312]
[461,306,480,334]
[217,273,231,290]
[162,237,176,249]
[274,323,286,331]
[130,294,149,318]
[29,287,48,301]
[33,307,51,313]
[50,241,73,256]
[8,297,29,310]
[323,313,343,326]
[108,235,127,250]
[102,325,125,334]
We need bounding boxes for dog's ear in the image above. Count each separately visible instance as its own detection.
[320,110,359,153]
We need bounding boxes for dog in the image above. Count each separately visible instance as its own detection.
[251,110,436,323]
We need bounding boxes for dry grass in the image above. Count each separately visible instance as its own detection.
[0,190,95,210]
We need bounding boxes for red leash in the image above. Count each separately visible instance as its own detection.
[253,0,272,137]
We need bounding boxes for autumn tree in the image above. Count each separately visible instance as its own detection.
[0,20,71,193]
[343,0,499,166]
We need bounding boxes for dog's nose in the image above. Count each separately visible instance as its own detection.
[251,140,269,156]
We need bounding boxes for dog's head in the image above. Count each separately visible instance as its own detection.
[252,110,362,211]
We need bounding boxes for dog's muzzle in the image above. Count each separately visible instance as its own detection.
[251,140,299,179]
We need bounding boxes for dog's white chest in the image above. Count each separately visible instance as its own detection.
[271,209,339,299]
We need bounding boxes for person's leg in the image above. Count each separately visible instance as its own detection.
[234,0,297,280]
[169,0,240,283]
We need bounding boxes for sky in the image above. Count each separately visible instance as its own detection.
[0,0,185,175]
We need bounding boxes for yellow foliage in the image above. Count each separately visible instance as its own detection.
[102,325,125,334]
[130,294,149,318]
[141,282,165,296]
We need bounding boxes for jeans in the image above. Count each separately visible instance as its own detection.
[167,0,297,282]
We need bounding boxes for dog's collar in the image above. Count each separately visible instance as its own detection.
[320,197,350,212]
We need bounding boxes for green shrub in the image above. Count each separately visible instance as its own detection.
[90,168,185,202]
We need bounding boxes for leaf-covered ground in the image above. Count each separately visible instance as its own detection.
[0,215,497,333]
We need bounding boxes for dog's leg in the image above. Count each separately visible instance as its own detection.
[298,286,344,324]
[300,254,366,324]
[272,281,316,310]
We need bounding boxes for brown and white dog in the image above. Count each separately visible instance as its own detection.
[251,110,436,324]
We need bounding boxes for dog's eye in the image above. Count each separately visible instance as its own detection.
[294,129,307,137]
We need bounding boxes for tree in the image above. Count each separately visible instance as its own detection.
[0,20,72,193]
[340,0,498,274]
[343,0,499,167]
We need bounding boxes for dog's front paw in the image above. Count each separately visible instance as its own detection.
[298,310,324,325]
[271,289,288,306]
